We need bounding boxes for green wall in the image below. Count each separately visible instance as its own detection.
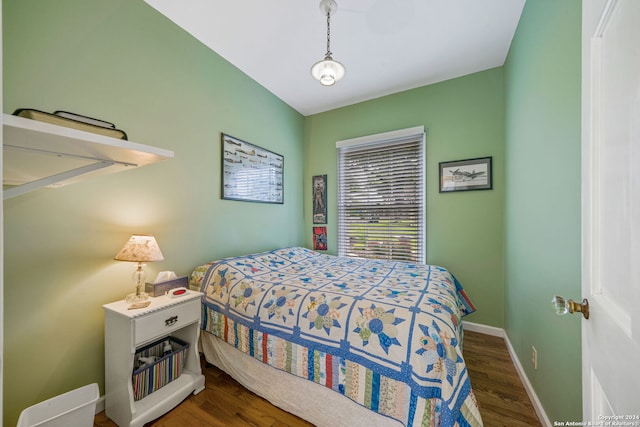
[304,68,506,328]
[2,0,305,424]
[504,0,582,422]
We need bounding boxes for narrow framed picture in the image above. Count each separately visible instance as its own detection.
[221,133,284,204]
[313,226,327,251]
[312,174,327,224]
[439,156,492,192]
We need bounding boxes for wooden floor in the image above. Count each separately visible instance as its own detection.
[463,331,540,427]
[94,331,540,427]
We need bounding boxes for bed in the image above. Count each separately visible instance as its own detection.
[190,247,483,427]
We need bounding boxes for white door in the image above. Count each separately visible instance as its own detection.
[582,0,640,421]
[0,0,4,420]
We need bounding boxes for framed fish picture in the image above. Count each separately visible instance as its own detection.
[221,133,284,204]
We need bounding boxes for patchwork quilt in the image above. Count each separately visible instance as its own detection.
[194,247,482,427]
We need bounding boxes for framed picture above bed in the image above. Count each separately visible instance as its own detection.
[439,156,492,193]
[221,133,284,204]
[313,226,327,250]
[312,174,327,224]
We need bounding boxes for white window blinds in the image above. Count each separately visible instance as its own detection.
[337,127,425,263]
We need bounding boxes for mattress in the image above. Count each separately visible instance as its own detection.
[192,247,482,427]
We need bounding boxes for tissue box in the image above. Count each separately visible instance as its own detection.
[145,276,188,297]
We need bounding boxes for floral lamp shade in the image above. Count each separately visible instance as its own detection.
[115,234,164,303]
[114,234,164,263]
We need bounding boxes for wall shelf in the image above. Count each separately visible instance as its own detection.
[3,113,174,199]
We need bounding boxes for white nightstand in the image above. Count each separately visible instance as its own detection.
[103,292,205,427]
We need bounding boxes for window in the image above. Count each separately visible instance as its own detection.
[337,127,425,263]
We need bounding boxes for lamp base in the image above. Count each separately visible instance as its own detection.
[125,291,150,303]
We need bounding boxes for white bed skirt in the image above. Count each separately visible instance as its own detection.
[200,332,402,427]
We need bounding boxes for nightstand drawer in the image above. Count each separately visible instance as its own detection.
[134,299,200,345]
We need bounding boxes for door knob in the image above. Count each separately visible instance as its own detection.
[552,295,589,319]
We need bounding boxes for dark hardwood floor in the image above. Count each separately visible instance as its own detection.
[94,331,540,426]
[463,331,541,427]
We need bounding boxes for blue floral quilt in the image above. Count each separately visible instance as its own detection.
[195,247,482,426]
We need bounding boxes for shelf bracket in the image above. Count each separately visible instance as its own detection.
[3,161,115,200]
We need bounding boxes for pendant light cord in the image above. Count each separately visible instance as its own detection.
[325,9,332,58]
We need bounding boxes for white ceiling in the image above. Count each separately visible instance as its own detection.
[145,0,525,116]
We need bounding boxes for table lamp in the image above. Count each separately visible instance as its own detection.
[114,234,164,303]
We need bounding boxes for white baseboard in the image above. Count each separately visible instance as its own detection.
[463,321,551,427]
[462,321,504,337]
[95,395,105,415]
[502,332,552,427]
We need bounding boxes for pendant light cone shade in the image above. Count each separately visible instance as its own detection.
[311,0,345,85]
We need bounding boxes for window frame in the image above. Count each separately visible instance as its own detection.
[336,126,426,263]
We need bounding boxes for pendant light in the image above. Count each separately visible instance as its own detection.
[311,0,345,86]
